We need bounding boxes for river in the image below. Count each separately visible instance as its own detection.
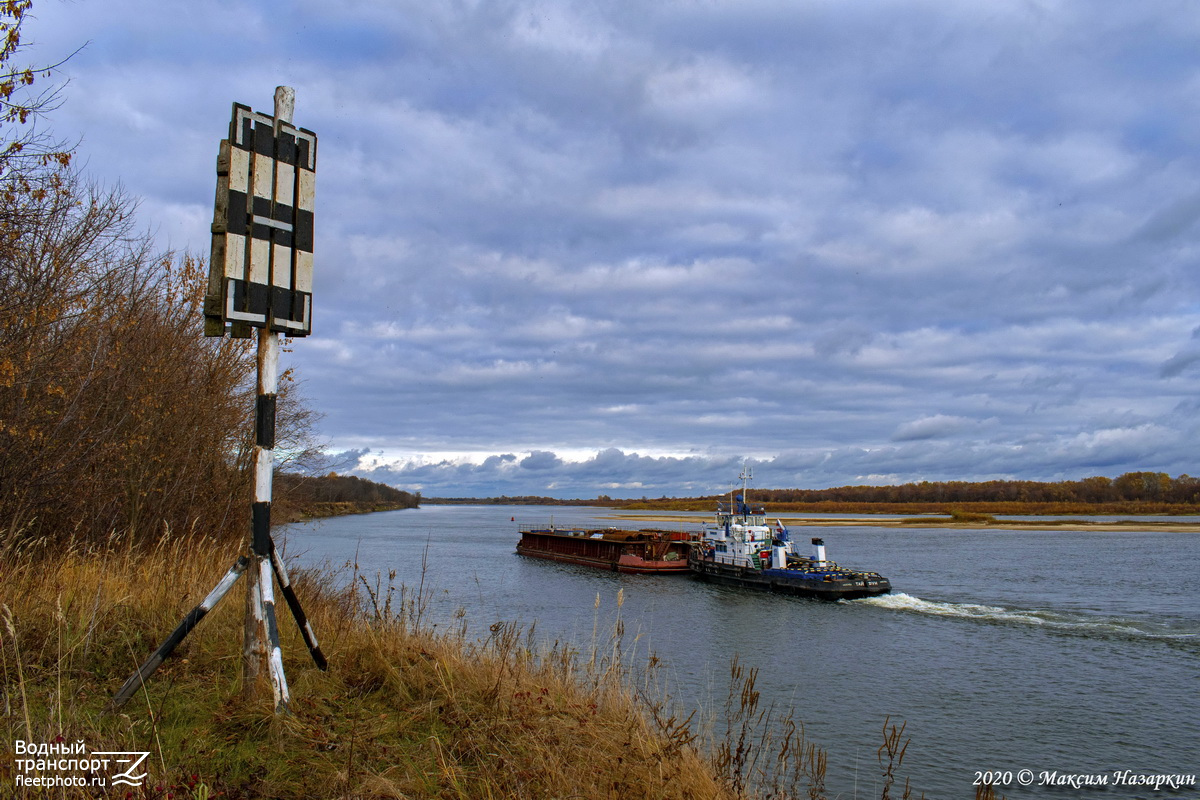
[279,505,1199,799]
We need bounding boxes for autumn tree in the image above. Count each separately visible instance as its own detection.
[0,0,74,177]
[0,1,318,550]
[0,171,261,547]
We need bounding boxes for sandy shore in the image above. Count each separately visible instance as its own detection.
[603,512,1200,533]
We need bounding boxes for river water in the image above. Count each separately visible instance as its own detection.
[279,505,1199,799]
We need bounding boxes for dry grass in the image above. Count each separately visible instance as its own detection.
[0,527,922,799]
[0,529,725,798]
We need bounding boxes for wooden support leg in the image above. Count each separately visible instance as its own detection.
[270,537,328,670]
[106,556,248,713]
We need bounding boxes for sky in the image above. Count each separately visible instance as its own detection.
[21,0,1200,498]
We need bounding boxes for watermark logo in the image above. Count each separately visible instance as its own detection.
[92,751,150,787]
[11,739,151,790]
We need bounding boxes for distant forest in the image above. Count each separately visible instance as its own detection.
[750,472,1200,505]
[426,472,1200,512]
[274,472,420,521]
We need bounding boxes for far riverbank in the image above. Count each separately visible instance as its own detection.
[275,500,418,523]
[607,512,1200,532]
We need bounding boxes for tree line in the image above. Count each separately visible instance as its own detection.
[748,472,1200,506]
[275,472,419,513]
[427,495,593,506]
[0,7,318,552]
[428,472,1200,510]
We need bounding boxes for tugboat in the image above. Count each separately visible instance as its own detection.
[688,470,891,600]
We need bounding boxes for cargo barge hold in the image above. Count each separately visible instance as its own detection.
[516,526,693,574]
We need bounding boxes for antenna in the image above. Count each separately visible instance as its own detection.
[737,462,752,517]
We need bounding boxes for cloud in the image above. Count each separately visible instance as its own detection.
[1160,349,1200,379]
[520,450,563,471]
[1159,325,1200,378]
[22,0,1200,497]
[890,415,972,442]
[346,430,1200,499]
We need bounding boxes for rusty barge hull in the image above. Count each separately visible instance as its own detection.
[516,529,691,574]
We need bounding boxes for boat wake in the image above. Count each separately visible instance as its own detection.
[854,592,1199,643]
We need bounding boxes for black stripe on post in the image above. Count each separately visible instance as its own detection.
[252,501,271,557]
[256,394,276,449]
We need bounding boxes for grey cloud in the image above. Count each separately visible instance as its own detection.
[890,415,970,442]
[349,425,1198,498]
[520,450,563,470]
[23,0,1200,498]
[1132,192,1200,243]
[1160,350,1200,379]
[1160,325,1200,378]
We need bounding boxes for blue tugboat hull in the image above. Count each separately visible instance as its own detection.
[689,554,891,601]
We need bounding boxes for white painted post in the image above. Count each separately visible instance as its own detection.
[243,86,294,711]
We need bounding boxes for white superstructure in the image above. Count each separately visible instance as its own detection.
[690,470,893,598]
[699,471,793,570]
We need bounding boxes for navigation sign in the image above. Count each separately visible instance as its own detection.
[205,102,317,337]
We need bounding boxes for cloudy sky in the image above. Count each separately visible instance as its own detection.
[24,0,1200,497]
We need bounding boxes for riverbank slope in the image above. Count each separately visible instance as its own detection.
[0,536,731,799]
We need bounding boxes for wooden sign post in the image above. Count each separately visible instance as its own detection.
[108,87,325,715]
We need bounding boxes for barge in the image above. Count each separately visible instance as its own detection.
[689,472,891,600]
[516,525,693,574]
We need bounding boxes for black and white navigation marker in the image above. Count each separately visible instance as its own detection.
[109,87,325,716]
[205,91,316,338]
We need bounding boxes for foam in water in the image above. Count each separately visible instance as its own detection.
[854,593,1198,641]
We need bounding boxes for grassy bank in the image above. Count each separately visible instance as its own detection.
[0,534,719,797]
[1,531,915,799]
